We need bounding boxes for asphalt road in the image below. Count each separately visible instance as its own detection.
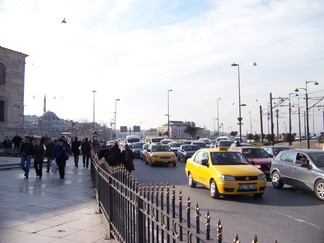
[132,158,324,243]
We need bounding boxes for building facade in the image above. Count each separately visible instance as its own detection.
[0,46,28,141]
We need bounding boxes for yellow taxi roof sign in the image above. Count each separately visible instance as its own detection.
[215,147,228,152]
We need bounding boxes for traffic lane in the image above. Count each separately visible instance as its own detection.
[132,158,324,242]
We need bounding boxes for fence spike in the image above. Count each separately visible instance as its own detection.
[205,211,210,240]
[217,219,223,243]
[233,233,240,243]
[252,234,258,243]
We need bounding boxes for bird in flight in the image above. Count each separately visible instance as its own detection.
[253,62,257,66]
[61,18,66,24]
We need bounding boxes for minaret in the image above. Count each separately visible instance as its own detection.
[43,95,46,114]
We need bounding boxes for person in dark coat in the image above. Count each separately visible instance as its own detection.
[122,144,135,173]
[71,137,81,167]
[45,138,55,173]
[54,138,69,179]
[107,142,122,166]
[20,136,34,178]
[33,137,45,178]
[81,138,92,168]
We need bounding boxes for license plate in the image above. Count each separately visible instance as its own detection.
[240,184,256,190]
[164,159,168,163]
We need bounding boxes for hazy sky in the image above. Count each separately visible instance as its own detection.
[1,0,324,135]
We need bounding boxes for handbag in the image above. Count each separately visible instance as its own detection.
[64,152,69,160]
[50,160,58,173]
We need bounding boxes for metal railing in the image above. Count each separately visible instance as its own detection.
[91,151,277,243]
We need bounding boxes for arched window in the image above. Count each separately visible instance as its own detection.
[0,63,6,85]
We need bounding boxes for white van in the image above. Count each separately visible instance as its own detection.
[216,136,230,142]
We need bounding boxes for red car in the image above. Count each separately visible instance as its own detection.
[231,146,272,178]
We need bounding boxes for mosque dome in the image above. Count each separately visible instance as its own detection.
[41,111,60,121]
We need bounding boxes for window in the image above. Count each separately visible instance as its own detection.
[0,100,4,121]
[0,63,5,85]
[280,152,295,163]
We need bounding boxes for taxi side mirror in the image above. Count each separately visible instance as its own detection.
[201,159,209,166]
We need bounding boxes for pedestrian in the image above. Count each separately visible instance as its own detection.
[53,138,69,179]
[107,142,122,166]
[122,144,135,173]
[12,134,22,149]
[45,138,55,173]
[19,135,34,178]
[81,138,91,168]
[33,137,44,178]
[71,136,81,167]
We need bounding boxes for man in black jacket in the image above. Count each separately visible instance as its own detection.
[20,136,34,178]
[81,138,91,168]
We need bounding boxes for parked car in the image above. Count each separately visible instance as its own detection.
[270,149,324,201]
[185,147,266,199]
[198,138,212,148]
[191,141,207,149]
[160,139,173,145]
[131,142,145,159]
[231,146,272,178]
[168,142,182,155]
[140,143,149,161]
[215,140,233,148]
[145,143,176,167]
[261,146,290,157]
[176,144,200,162]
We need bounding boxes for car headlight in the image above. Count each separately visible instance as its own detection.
[219,175,235,181]
[258,174,266,180]
[255,164,261,169]
[152,154,159,158]
[171,154,176,158]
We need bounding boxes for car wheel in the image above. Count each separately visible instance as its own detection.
[271,171,284,189]
[314,179,324,201]
[188,172,196,188]
[210,179,220,199]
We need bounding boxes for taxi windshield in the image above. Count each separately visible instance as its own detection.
[210,152,249,165]
[152,146,171,152]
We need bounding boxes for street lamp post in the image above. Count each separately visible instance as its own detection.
[288,92,298,145]
[231,63,242,142]
[167,89,172,138]
[212,117,216,136]
[217,98,221,136]
[92,90,96,131]
[114,98,120,140]
[295,81,319,148]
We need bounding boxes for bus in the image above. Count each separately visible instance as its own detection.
[125,135,140,146]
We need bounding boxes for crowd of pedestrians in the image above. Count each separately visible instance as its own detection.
[2,133,135,178]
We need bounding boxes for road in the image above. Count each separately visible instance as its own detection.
[132,158,324,243]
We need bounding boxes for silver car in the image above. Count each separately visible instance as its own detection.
[270,149,324,201]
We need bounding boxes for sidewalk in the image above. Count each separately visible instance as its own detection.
[0,156,117,243]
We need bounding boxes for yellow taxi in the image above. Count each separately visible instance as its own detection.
[145,143,177,167]
[185,147,266,199]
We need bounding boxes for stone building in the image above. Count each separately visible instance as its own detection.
[0,46,28,141]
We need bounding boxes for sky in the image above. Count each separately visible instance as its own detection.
[1,0,324,136]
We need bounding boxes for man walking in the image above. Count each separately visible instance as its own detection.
[20,136,34,178]
[81,138,91,168]
[71,137,81,167]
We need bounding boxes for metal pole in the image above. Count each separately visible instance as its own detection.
[270,92,274,145]
[114,98,120,140]
[217,98,220,136]
[231,63,242,142]
[259,105,264,143]
[92,90,96,131]
[167,89,172,138]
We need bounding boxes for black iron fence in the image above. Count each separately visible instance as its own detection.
[91,151,277,243]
